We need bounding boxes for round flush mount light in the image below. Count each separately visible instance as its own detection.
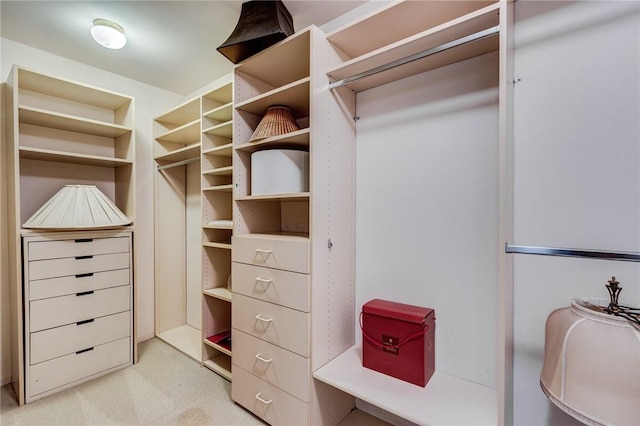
[91,19,127,49]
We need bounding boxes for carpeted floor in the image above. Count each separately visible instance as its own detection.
[0,338,266,425]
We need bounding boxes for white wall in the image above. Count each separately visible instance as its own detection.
[512,1,640,425]
[1,37,184,385]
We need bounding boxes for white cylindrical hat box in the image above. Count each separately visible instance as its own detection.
[251,149,309,195]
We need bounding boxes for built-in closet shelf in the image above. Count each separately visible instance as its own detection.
[154,144,201,163]
[203,184,233,192]
[235,128,310,153]
[203,223,233,230]
[202,144,233,157]
[19,106,132,138]
[327,3,500,92]
[203,356,232,381]
[19,147,133,168]
[204,338,232,357]
[202,166,233,176]
[313,346,497,426]
[156,325,201,362]
[236,192,310,202]
[203,242,232,250]
[204,287,232,302]
[155,119,200,143]
[203,102,233,121]
[235,77,310,117]
[203,121,233,138]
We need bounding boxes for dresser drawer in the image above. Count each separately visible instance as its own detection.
[28,252,130,281]
[30,311,131,365]
[26,236,130,261]
[29,337,131,398]
[232,365,309,425]
[29,285,130,332]
[232,234,309,273]
[29,268,130,301]
[232,262,309,312]
[233,329,310,402]
[232,293,309,357]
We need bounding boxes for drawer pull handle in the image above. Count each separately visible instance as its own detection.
[75,255,93,260]
[255,393,272,405]
[76,291,94,297]
[255,353,272,363]
[255,277,272,286]
[77,319,95,326]
[76,273,94,278]
[76,347,94,355]
[74,239,94,243]
[255,314,273,323]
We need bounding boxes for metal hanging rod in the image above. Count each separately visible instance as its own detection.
[505,242,640,263]
[156,157,199,171]
[328,25,500,90]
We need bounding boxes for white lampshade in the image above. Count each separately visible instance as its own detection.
[541,298,640,425]
[23,185,132,230]
[91,19,126,49]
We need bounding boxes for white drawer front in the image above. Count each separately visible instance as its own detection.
[30,311,131,365]
[232,365,309,425]
[27,236,130,261]
[30,285,130,332]
[232,293,309,357]
[29,268,130,301]
[232,329,310,402]
[232,234,309,273]
[29,337,131,398]
[28,252,130,281]
[232,262,309,312]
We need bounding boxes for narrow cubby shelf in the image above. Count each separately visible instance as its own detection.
[235,128,310,153]
[203,120,232,138]
[19,146,133,167]
[203,184,233,192]
[154,143,201,163]
[19,105,132,138]
[202,143,233,156]
[155,119,200,143]
[236,192,310,202]
[202,166,233,176]
[203,102,233,121]
[203,355,232,381]
[204,287,232,302]
[203,242,232,250]
[203,222,233,230]
[234,77,310,117]
[204,338,232,357]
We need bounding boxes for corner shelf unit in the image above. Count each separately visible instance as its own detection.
[200,82,234,380]
[5,65,136,406]
[312,1,512,425]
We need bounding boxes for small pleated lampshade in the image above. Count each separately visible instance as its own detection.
[23,185,132,230]
[249,105,300,142]
[540,298,640,426]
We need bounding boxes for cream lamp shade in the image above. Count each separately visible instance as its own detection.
[23,185,132,230]
[540,297,640,426]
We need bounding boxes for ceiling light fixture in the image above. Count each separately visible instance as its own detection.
[91,18,126,49]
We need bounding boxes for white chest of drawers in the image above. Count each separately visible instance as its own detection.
[231,234,312,424]
[22,230,134,403]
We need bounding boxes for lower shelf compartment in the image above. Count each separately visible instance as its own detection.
[156,324,201,362]
[203,351,231,381]
[313,345,497,426]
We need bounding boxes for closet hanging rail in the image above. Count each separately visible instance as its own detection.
[505,242,640,263]
[328,25,500,90]
[156,157,199,171]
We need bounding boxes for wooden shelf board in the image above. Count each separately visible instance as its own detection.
[327,4,500,93]
[235,77,310,118]
[155,119,201,143]
[236,192,310,202]
[19,146,132,167]
[203,356,232,381]
[203,287,232,302]
[235,128,310,153]
[203,120,233,138]
[313,346,497,426]
[19,105,132,138]
[203,184,233,192]
[203,102,233,121]
[338,409,392,426]
[154,143,201,163]
[203,224,233,230]
[203,242,232,250]
[156,325,201,363]
[202,143,233,157]
[154,97,200,126]
[202,165,233,176]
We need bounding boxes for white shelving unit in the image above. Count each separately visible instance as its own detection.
[5,65,136,406]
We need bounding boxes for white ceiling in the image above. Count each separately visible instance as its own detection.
[0,1,371,95]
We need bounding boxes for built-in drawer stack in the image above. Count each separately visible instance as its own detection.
[23,231,133,403]
[231,234,311,424]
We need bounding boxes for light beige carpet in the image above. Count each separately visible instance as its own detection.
[0,338,266,425]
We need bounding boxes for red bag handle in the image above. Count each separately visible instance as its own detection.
[359,312,429,351]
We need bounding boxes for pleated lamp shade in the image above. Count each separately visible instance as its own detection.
[249,105,300,142]
[23,185,132,230]
[540,298,640,426]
